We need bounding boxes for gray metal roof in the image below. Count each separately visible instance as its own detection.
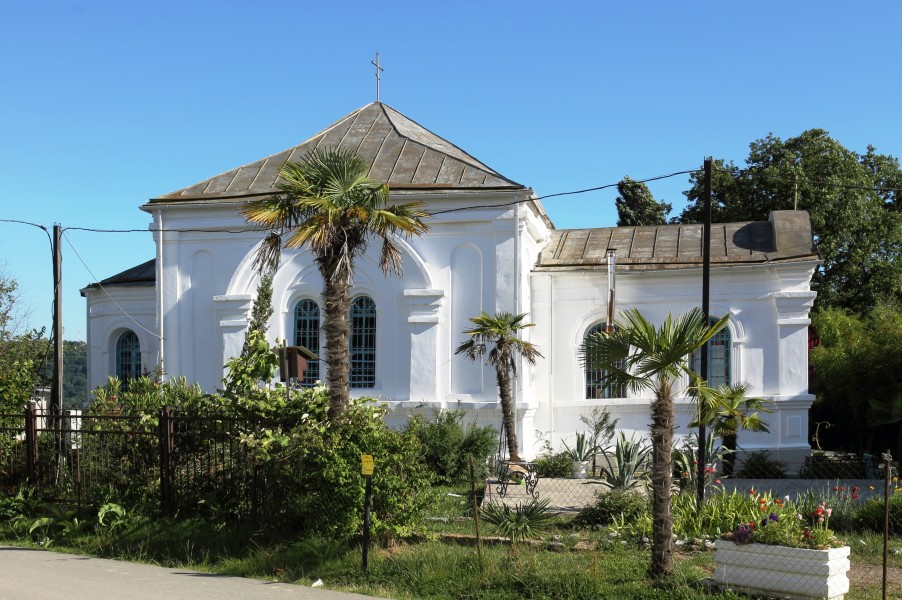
[150,103,522,203]
[80,259,155,294]
[535,211,818,271]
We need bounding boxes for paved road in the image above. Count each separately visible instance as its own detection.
[0,546,383,600]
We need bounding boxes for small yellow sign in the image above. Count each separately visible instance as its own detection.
[361,454,375,476]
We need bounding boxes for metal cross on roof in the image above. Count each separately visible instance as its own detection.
[371,52,384,102]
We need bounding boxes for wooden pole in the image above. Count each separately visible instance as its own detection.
[51,224,63,415]
[469,456,484,571]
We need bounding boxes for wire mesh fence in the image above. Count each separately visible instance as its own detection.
[1,403,899,597]
[480,442,900,598]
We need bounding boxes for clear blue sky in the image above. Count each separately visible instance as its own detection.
[2,1,900,341]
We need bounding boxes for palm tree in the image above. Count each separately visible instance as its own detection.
[455,312,543,462]
[580,308,729,578]
[241,148,429,418]
[690,382,771,477]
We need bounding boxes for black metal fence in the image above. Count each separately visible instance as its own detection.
[0,403,279,526]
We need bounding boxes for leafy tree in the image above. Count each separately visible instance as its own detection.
[241,148,429,419]
[809,305,902,458]
[676,130,902,312]
[615,176,671,226]
[455,312,543,462]
[62,341,88,408]
[0,274,48,412]
[581,308,728,578]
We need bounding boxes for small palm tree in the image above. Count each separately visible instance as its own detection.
[241,148,429,418]
[580,308,730,578]
[690,382,771,477]
[455,312,543,462]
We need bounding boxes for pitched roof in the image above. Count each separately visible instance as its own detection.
[80,259,155,293]
[150,102,522,203]
[535,211,818,271]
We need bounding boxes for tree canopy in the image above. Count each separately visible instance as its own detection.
[615,176,671,226]
[809,305,902,458]
[0,274,49,411]
[676,129,902,312]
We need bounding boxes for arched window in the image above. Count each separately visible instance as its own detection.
[584,323,626,399]
[115,330,141,384]
[690,319,731,389]
[294,299,320,387]
[349,296,376,389]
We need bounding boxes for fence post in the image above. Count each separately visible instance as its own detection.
[159,406,173,516]
[882,450,892,600]
[25,402,38,487]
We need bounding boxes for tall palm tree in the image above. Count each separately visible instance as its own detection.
[580,308,729,578]
[241,148,429,418]
[455,312,543,462]
[690,382,771,477]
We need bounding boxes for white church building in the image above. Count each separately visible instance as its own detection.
[82,102,819,463]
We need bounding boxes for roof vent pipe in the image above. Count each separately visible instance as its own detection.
[606,249,616,333]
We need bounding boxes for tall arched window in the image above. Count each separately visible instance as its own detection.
[294,299,320,387]
[349,296,376,389]
[690,319,731,389]
[584,323,626,399]
[115,330,141,384]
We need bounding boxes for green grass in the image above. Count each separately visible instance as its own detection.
[0,483,898,600]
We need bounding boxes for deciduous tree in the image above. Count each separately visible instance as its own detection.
[677,130,902,312]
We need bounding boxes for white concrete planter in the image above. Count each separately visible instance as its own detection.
[571,460,590,479]
[715,540,851,600]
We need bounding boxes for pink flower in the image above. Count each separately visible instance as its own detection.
[826,508,833,517]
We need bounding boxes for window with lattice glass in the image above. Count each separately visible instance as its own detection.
[690,319,731,388]
[349,296,376,388]
[294,299,320,386]
[115,330,141,385]
[585,323,626,399]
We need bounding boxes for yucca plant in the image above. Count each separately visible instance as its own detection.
[480,498,554,544]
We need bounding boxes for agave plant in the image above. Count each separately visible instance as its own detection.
[480,498,554,544]
[562,431,598,462]
[597,432,651,490]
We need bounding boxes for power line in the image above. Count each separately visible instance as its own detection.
[62,232,162,340]
[8,169,698,233]
[426,169,696,216]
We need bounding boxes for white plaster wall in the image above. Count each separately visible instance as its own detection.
[83,286,159,394]
[529,260,818,463]
[85,188,815,466]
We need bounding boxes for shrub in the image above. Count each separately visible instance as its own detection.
[254,388,434,541]
[404,406,496,484]
[735,450,789,479]
[853,493,902,535]
[574,489,647,528]
[532,451,571,478]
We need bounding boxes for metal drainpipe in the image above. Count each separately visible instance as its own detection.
[155,209,165,382]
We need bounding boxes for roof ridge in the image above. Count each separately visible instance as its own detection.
[379,102,521,186]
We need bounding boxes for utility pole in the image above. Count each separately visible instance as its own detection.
[51,224,63,416]
[697,158,712,509]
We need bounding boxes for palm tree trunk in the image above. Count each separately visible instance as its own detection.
[722,431,737,478]
[649,378,675,578]
[320,258,351,419]
[496,367,521,462]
